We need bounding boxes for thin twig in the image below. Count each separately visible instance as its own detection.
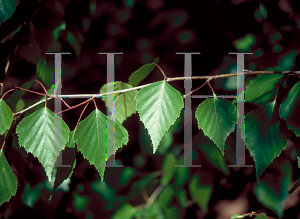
[55,98,92,115]
[1,89,15,99]
[48,70,300,99]
[14,97,53,116]
[60,98,71,108]
[1,116,18,151]
[207,80,215,94]
[74,100,91,130]
[166,70,300,82]
[185,81,208,98]
[241,212,276,219]
[3,83,46,97]
[153,63,167,80]
[35,79,48,95]
[92,98,97,109]
[144,183,165,209]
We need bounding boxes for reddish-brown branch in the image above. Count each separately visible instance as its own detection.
[207,80,215,94]
[3,83,46,97]
[1,89,15,99]
[185,81,209,98]
[55,98,92,115]
[153,63,167,80]
[92,98,97,109]
[60,98,71,108]
[1,116,17,151]
[74,101,91,130]
[35,80,48,96]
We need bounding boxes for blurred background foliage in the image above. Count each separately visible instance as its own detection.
[1,0,300,218]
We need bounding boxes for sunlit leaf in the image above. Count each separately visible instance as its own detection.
[136,81,183,153]
[52,131,76,193]
[279,81,300,136]
[0,150,17,206]
[245,101,292,182]
[16,107,70,181]
[195,96,237,155]
[0,99,13,135]
[128,57,159,87]
[100,81,137,124]
[74,109,128,181]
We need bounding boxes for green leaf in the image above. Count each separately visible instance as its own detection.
[73,193,88,211]
[157,185,174,209]
[279,81,300,136]
[298,157,300,168]
[52,131,76,193]
[74,109,128,181]
[176,189,188,208]
[100,81,137,124]
[245,101,292,182]
[230,213,245,219]
[67,31,81,55]
[254,213,267,219]
[254,160,292,217]
[16,107,70,181]
[53,22,66,41]
[174,164,189,187]
[0,99,13,135]
[160,153,177,185]
[136,81,183,153]
[128,57,159,87]
[6,80,34,111]
[233,33,255,52]
[195,96,237,155]
[0,150,17,206]
[200,144,229,174]
[112,203,137,219]
[118,167,136,185]
[37,59,54,89]
[0,0,19,24]
[279,50,297,71]
[245,74,283,104]
[188,175,212,213]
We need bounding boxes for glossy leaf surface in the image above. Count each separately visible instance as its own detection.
[279,81,300,136]
[245,101,292,182]
[195,96,237,155]
[74,109,128,180]
[0,150,17,206]
[100,81,137,124]
[16,107,70,181]
[136,81,183,153]
[0,99,13,135]
[128,57,159,87]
